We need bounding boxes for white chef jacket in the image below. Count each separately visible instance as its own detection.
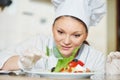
[0,35,106,73]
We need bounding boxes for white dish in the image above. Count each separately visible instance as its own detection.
[25,70,95,79]
[0,70,25,75]
[0,70,10,74]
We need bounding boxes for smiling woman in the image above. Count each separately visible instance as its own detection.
[52,16,88,58]
[0,0,106,74]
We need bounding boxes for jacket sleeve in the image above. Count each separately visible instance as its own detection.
[0,35,50,69]
[93,51,106,73]
[80,44,106,73]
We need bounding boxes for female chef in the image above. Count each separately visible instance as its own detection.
[0,0,106,73]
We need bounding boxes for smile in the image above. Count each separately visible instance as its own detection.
[61,46,71,50]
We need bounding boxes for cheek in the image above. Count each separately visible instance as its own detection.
[72,40,82,47]
[72,36,87,46]
[53,30,62,43]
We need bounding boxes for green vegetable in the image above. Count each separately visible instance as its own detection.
[53,46,63,59]
[54,47,80,72]
[46,46,50,56]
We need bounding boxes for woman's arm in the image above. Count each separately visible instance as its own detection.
[0,35,50,71]
[1,55,20,71]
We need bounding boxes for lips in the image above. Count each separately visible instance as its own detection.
[61,45,72,50]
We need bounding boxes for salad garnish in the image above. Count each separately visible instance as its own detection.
[53,47,80,72]
[46,46,50,56]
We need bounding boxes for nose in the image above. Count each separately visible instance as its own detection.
[63,35,71,45]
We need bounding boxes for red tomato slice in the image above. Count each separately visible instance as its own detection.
[77,60,84,66]
[69,59,84,67]
[69,61,78,67]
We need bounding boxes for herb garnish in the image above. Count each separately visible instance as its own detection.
[54,47,79,72]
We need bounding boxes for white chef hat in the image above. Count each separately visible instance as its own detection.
[51,0,106,27]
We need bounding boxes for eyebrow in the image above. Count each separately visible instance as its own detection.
[72,31,84,34]
[56,26,84,34]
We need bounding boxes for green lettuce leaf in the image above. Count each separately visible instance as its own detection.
[54,47,79,72]
[46,46,50,56]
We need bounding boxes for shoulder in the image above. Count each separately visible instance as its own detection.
[27,34,54,44]
[81,44,106,63]
[83,44,104,56]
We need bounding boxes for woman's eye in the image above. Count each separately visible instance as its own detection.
[74,34,81,38]
[57,30,63,34]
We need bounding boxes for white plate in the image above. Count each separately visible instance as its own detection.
[0,70,10,74]
[0,70,25,75]
[25,70,95,79]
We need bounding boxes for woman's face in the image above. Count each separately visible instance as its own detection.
[52,16,88,58]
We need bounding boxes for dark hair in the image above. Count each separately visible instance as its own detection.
[0,0,12,10]
[53,15,89,45]
[53,15,88,33]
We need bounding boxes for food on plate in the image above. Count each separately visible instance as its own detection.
[51,59,91,73]
[51,47,91,73]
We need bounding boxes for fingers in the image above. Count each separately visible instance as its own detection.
[107,55,112,62]
[18,50,42,70]
[110,51,120,59]
[18,47,49,70]
[106,51,120,74]
[19,55,33,68]
[113,51,120,58]
[32,54,41,63]
[22,48,44,62]
[106,59,120,74]
[107,51,120,62]
[107,52,114,62]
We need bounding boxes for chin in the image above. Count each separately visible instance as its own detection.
[60,50,72,58]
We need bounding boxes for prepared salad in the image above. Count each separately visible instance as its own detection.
[51,47,91,73]
[51,59,90,73]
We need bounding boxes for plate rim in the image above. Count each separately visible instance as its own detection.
[24,70,96,78]
[25,70,95,75]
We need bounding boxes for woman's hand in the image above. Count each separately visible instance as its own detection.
[1,55,20,71]
[106,51,120,75]
[18,48,47,70]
